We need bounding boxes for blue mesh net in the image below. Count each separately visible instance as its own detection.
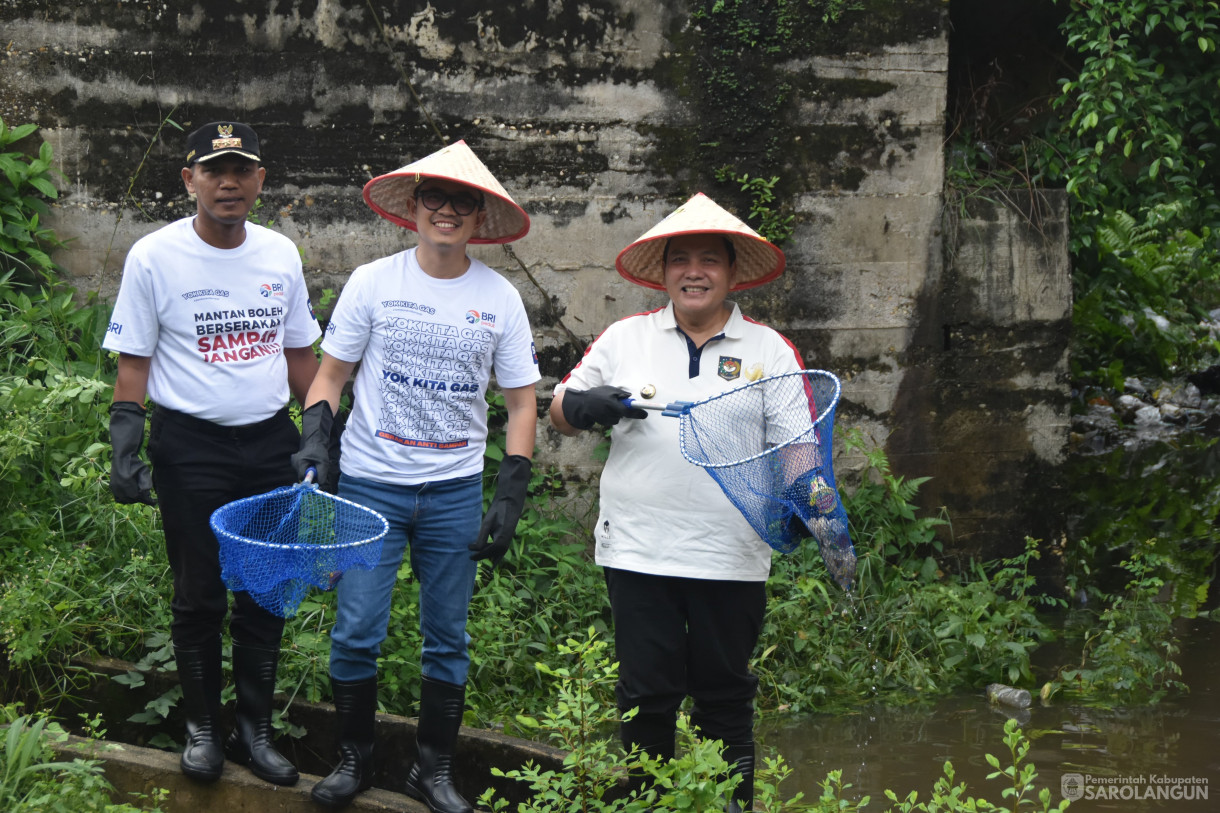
[211,484,389,618]
[677,369,856,590]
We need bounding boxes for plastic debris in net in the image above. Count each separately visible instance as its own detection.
[211,483,389,618]
[677,369,856,590]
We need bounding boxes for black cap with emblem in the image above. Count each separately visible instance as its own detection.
[185,121,261,164]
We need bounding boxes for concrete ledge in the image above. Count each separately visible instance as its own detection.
[53,734,427,812]
[41,656,570,808]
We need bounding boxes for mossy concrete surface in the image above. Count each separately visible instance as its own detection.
[51,734,429,812]
[56,655,568,809]
[0,0,1072,559]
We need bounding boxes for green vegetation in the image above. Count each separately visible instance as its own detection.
[948,0,1220,388]
[1073,204,1219,388]
[884,718,1069,813]
[1055,0,1220,385]
[477,630,1068,813]
[0,118,64,288]
[713,167,795,245]
[1055,548,1187,704]
[0,117,1203,808]
[0,706,166,812]
[1051,0,1218,234]
[760,431,1059,712]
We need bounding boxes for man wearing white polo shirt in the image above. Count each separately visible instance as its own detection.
[550,193,802,813]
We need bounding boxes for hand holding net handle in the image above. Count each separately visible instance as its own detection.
[620,397,694,418]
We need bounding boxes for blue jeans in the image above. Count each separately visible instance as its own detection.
[329,472,483,685]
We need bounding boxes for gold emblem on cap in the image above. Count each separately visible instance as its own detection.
[217,124,233,137]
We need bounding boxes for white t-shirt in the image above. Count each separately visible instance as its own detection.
[103,217,321,426]
[556,302,804,581]
[323,248,540,486]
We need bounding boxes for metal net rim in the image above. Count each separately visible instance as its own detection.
[678,369,842,470]
[210,486,390,553]
[215,529,388,553]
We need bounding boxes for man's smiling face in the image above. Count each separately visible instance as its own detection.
[662,233,738,324]
[405,179,487,249]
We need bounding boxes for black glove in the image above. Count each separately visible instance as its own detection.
[787,513,810,544]
[292,401,337,491]
[108,401,156,505]
[468,454,532,566]
[560,385,648,430]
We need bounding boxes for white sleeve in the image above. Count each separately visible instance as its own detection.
[102,248,159,356]
[556,323,620,393]
[491,290,541,389]
[281,253,322,349]
[764,329,815,445]
[320,267,372,363]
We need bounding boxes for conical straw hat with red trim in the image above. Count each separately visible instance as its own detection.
[615,193,785,291]
[362,140,530,244]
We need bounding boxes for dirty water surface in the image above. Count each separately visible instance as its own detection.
[758,429,1220,812]
[759,619,1217,812]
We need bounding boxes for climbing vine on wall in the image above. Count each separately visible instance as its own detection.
[674,0,866,243]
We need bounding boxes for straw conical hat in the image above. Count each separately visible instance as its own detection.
[362,140,530,244]
[615,193,785,291]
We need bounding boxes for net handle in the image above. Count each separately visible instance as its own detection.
[621,397,693,417]
[623,369,841,423]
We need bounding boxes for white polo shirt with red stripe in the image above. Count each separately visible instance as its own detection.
[556,302,804,581]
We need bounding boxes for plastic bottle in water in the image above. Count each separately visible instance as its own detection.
[986,683,1032,709]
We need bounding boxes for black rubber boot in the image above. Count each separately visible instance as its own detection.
[174,641,225,782]
[620,710,677,762]
[724,741,755,813]
[619,710,676,805]
[224,642,299,786]
[311,676,378,809]
[405,676,472,813]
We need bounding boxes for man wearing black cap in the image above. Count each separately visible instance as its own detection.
[103,121,321,787]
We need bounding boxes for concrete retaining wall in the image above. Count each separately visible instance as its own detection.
[0,0,1071,557]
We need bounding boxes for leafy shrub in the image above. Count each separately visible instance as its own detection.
[1072,205,1220,386]
[0,119,64,287]
[1051,544,1189,704]
[1052,0,1220,236]
[757,430,1059,712]
[477,629,853,813]
[885,719,1069,813]
[477,631,1067,813]
[0,706,166,812]
[1048,0,1220,385]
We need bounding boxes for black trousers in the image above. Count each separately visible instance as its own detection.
[605,567,767,746]
[148,406,298,649]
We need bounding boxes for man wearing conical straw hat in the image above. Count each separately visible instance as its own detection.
[550,192,803,812]
[294,141,539,812]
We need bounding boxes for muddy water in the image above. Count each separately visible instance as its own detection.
[758,435,1220,812]
[758,619,1218,811]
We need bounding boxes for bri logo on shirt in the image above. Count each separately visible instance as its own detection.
[259,283,285,298]
[465,309,496,327]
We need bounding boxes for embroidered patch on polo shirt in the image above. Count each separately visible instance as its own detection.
[718,356,742,380]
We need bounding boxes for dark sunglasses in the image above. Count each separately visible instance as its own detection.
[414,187,485,217]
